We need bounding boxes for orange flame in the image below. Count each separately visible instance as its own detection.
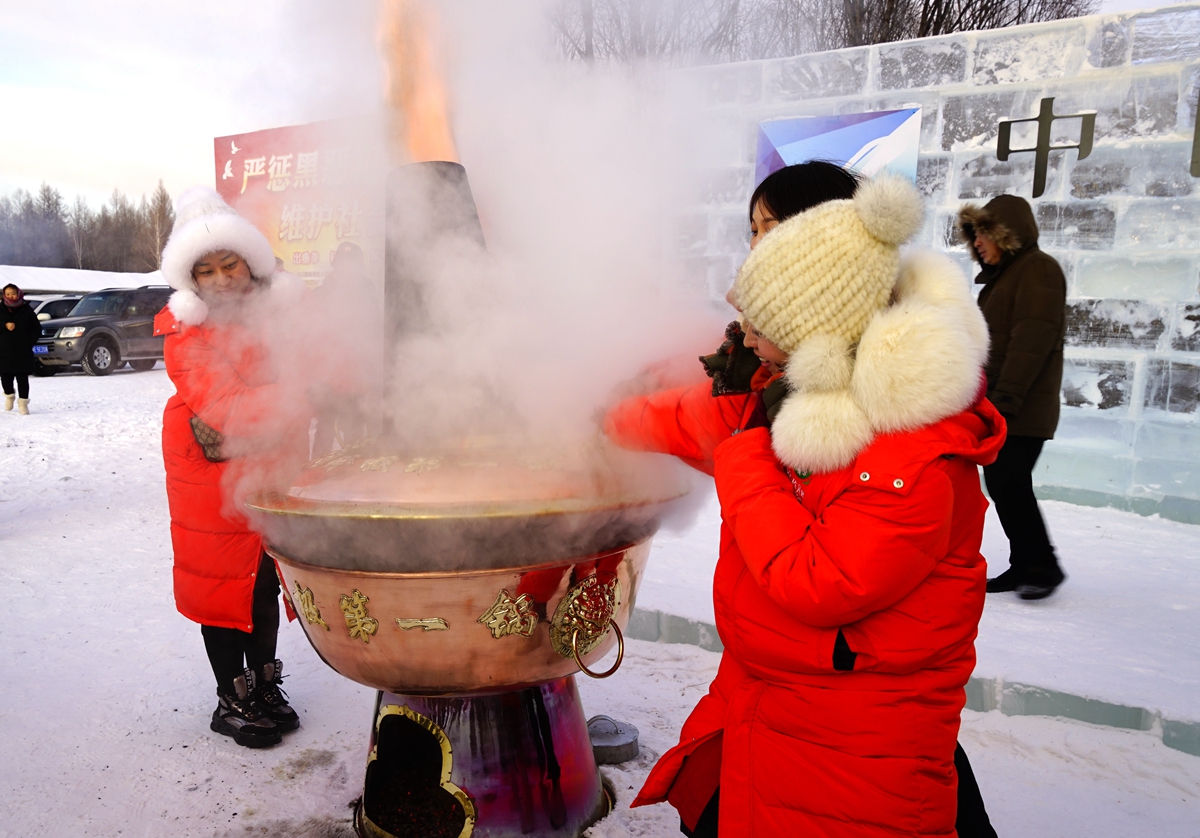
[379,0,459,165]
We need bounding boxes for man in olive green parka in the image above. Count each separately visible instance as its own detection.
[959,195,1067,600]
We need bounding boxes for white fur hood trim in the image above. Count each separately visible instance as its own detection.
[166,271,307,328]
[159,186,278,294]
[770,249,990,474]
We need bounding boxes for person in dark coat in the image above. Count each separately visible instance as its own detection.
[959,195,1067,600]
[1,284,40,415]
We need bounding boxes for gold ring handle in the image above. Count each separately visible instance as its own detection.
[570,620,624,679]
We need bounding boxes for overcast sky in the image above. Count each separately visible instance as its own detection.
[0,0,1187,208]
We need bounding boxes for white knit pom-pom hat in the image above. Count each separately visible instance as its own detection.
[160,186,277,294]
[732,172,925,355]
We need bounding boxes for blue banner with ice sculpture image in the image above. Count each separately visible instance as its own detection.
[755,108,922,187]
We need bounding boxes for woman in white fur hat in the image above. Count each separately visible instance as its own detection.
[610,164,1006,837]
[153,187,307,749]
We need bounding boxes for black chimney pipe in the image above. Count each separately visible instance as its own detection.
[384,161,485,344]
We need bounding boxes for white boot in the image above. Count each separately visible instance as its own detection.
[17,398,29,415]
[3,393,12,411]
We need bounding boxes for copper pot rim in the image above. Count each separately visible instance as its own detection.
[246,492,684,522]
[267,541,637,580]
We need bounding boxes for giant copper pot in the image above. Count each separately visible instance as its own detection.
[247,437,689,694]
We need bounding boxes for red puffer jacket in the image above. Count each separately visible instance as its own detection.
[155,300,305,631]
[610,251,1005,837]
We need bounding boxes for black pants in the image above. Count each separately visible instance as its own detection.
[200,553,280,691]
[1,373,29,399]
[681,743,997,838]
[982,435,1061,578]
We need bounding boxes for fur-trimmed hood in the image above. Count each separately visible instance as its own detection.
[160,186,278,293]
[957,195,1039,264]
[770,248,989,474]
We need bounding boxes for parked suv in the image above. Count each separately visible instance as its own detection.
[35,285,174,376]
[31,296,83,322]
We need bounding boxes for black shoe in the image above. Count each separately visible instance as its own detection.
[253,660,300,733]
[985,567,1023,593]
[211,671,282,748]
[1017,567,1066,601]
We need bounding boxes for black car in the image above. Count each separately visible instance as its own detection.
[35,285,174,376]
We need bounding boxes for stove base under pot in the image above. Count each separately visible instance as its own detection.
[355,676,610,838]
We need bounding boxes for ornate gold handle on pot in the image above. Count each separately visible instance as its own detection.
[570,619,623,679]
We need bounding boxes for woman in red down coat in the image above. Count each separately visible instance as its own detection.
[606,165,1005,837]
[155,187,308,749]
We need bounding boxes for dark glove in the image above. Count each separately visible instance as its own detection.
[735,393,770,434]
[700,321,762,396]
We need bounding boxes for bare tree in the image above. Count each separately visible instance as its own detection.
[552,0,1098,63]
[0,183,176,273]
[67,196,95,270]
[136,180,175,271]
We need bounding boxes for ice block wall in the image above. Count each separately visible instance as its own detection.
[670,3,1200,523]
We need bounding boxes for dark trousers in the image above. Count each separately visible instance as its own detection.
[200,553,280,691]
[680,743,996,838]
[1,373,29,399]
[982,435,1061,577]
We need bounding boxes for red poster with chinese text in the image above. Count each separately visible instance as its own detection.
[214,120,383,286]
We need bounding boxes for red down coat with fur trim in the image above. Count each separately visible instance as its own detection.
[155,305,303,631]
[607,375,1005,837]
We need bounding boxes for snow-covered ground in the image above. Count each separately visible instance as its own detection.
[2,370,1199,837]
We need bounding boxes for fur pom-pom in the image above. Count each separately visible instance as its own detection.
[786,334,853,393]
[852,250,989,433]
[771,390,875,474]
[173,186,235,227]
[854,174,924,246]
[167,289,209,326]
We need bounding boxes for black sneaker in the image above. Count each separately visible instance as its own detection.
[211,671,282,748]
[985,567,1023,593]
[253,660,300,733]
[1017,567,1066,601]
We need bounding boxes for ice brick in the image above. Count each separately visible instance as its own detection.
[916,155,951,201]
[1132,457,1200,500]
[696,167,752,206]
[1120,200,1200,249]
[878,38,967,90]
[1075,255,1196,301]
[712,212,750,255]
[1130,7,1200,65]
[1188,66,1199,126]
[1033,445,1133,495]
[1035,202,1117,250]
[941,90,1043,151]
[1144,359,1200,415]
[1066,299,1167,348]
[1172,303,1200,352]
[1054,409,1135,448]
[770,49,869,101]
[1060,358,1134,410]
[972,25,1086,86]
[1050,73,1178,141]
[705,65,763,106]
[1087,19,1131,69]
[1070,143,1193,199]
[1136,420,1200,464]
[674,213,710,257]
[957,152,1063,200]
[937,213,966,250]
[704,256,740,302]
